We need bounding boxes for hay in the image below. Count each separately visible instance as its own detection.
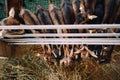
[0,45,120,80]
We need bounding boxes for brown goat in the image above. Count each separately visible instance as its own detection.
[0,7,24,38]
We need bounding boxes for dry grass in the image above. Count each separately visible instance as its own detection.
[0,45,120,80]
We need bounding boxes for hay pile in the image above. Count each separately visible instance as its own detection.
[0,45,120,80]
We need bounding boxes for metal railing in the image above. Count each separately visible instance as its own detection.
[0,24,120,45]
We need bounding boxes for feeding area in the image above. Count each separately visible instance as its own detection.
[0,0,120,80]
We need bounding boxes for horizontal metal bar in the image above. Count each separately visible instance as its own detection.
[1,24,120,45]
[4,33,120,37]
[3,38,120,45]
[9,41,120,45]
[3,38,119,41]
[0,24,120,30]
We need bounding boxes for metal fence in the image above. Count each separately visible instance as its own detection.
[0,24,120,45]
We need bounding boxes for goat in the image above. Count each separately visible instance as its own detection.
[102,0,116,24]
[75,0,97,24]
[60,45,74,67]
[49,0,65,34]
[74,45,98,61]
[61,0,75,25]
[0,7,24,39]
[19,7,42,34]
[99,45,114,64]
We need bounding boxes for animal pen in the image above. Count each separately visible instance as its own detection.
[0,0,119,58]
[0,0,120,66]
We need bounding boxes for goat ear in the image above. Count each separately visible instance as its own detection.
[9,7,15,17]
[52,50,57,58]
[20,8,25,17]
[74,46,84,54]
[58,49,62,56]
[87,14,97,20]
[57,45,62,56]
[47,45,51,51]
[70,48,74,57]
[85,46,98,58]
[89,51,98,58]
[84,46,89,50]
[20,6,24,10]
[79,2,85,14]
[74,50,81,54]
[85,52,89,58]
